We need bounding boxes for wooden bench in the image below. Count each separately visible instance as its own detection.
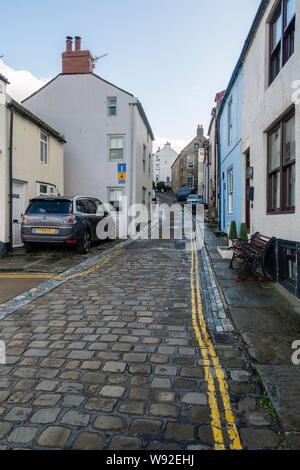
[229,232,276,279]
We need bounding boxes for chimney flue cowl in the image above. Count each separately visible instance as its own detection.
[74,36,82,51]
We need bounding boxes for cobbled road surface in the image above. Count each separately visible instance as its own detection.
[0,208,282,450]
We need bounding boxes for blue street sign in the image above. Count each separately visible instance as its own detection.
[118,163,127,173]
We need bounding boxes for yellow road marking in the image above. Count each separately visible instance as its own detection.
[191,235,242,450]
[190,238,225,450]
[0,274,54,279]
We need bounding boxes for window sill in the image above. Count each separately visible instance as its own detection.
[267,209,295,215]
[268,53,294,88]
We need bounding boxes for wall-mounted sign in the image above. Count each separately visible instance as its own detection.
[118,163,127,185]
[246,167,254,180]
[118,163,127,173]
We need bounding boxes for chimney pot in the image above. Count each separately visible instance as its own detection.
[74,36,82,51]
[66,36,73,52]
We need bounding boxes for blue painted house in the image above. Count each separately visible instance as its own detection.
[217,1,269,238]
[218,64,243,236]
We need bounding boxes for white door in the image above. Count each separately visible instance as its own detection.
[12,181,26,247]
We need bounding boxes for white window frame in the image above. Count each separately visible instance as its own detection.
[108,135,125,162]
[36,182,56,196]
[40,131,48,165]
[108,97,117,116]
[187,155,194,169]
[228,169,233,214]
[107,187,125,214]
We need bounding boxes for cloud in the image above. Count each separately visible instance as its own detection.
[153,137,188,155]
[0,60,49,102]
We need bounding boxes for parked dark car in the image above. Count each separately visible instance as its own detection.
[186,194,204,204]
[176,186,191,202]
[21,196,111,254]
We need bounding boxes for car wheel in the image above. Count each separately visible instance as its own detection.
[77,231,91,254]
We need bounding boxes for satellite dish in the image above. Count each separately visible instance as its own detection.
[92,53,108,68]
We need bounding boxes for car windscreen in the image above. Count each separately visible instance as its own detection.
[27,200,73,214]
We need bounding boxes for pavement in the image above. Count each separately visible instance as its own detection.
[0,201,287,450]
[204,225,300,449]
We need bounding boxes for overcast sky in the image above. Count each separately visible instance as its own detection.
[0,0,261,153]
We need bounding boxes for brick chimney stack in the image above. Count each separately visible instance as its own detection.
[62,36,94,74]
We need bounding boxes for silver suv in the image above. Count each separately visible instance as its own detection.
[21,196,111,254]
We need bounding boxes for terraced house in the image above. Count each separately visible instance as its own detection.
[0,74,65,255]
[241,0,299,298]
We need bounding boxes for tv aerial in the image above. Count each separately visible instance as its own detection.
[92,53,108,69]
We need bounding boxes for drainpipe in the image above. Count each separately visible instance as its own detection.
[216,113,221,232]
[8,103,14,252]
[129,102,135,208]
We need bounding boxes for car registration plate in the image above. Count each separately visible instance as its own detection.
[33,228,58,234]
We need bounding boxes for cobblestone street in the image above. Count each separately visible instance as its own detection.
[0,214,283,450]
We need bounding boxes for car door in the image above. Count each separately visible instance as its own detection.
[75,198,91,236]
[85,199,102,241]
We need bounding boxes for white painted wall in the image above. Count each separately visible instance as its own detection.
[152,143,178,186]
[242,0,300,241]
[23,74,153,215]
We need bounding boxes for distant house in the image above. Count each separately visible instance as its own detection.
[171,126,208,196]
[218,63,243,236]
[22,36,154,223]
[0,74,65,255]
[153,142,178,188]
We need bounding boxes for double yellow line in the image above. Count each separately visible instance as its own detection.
[190,235,242,450]
[0,249,124,281]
